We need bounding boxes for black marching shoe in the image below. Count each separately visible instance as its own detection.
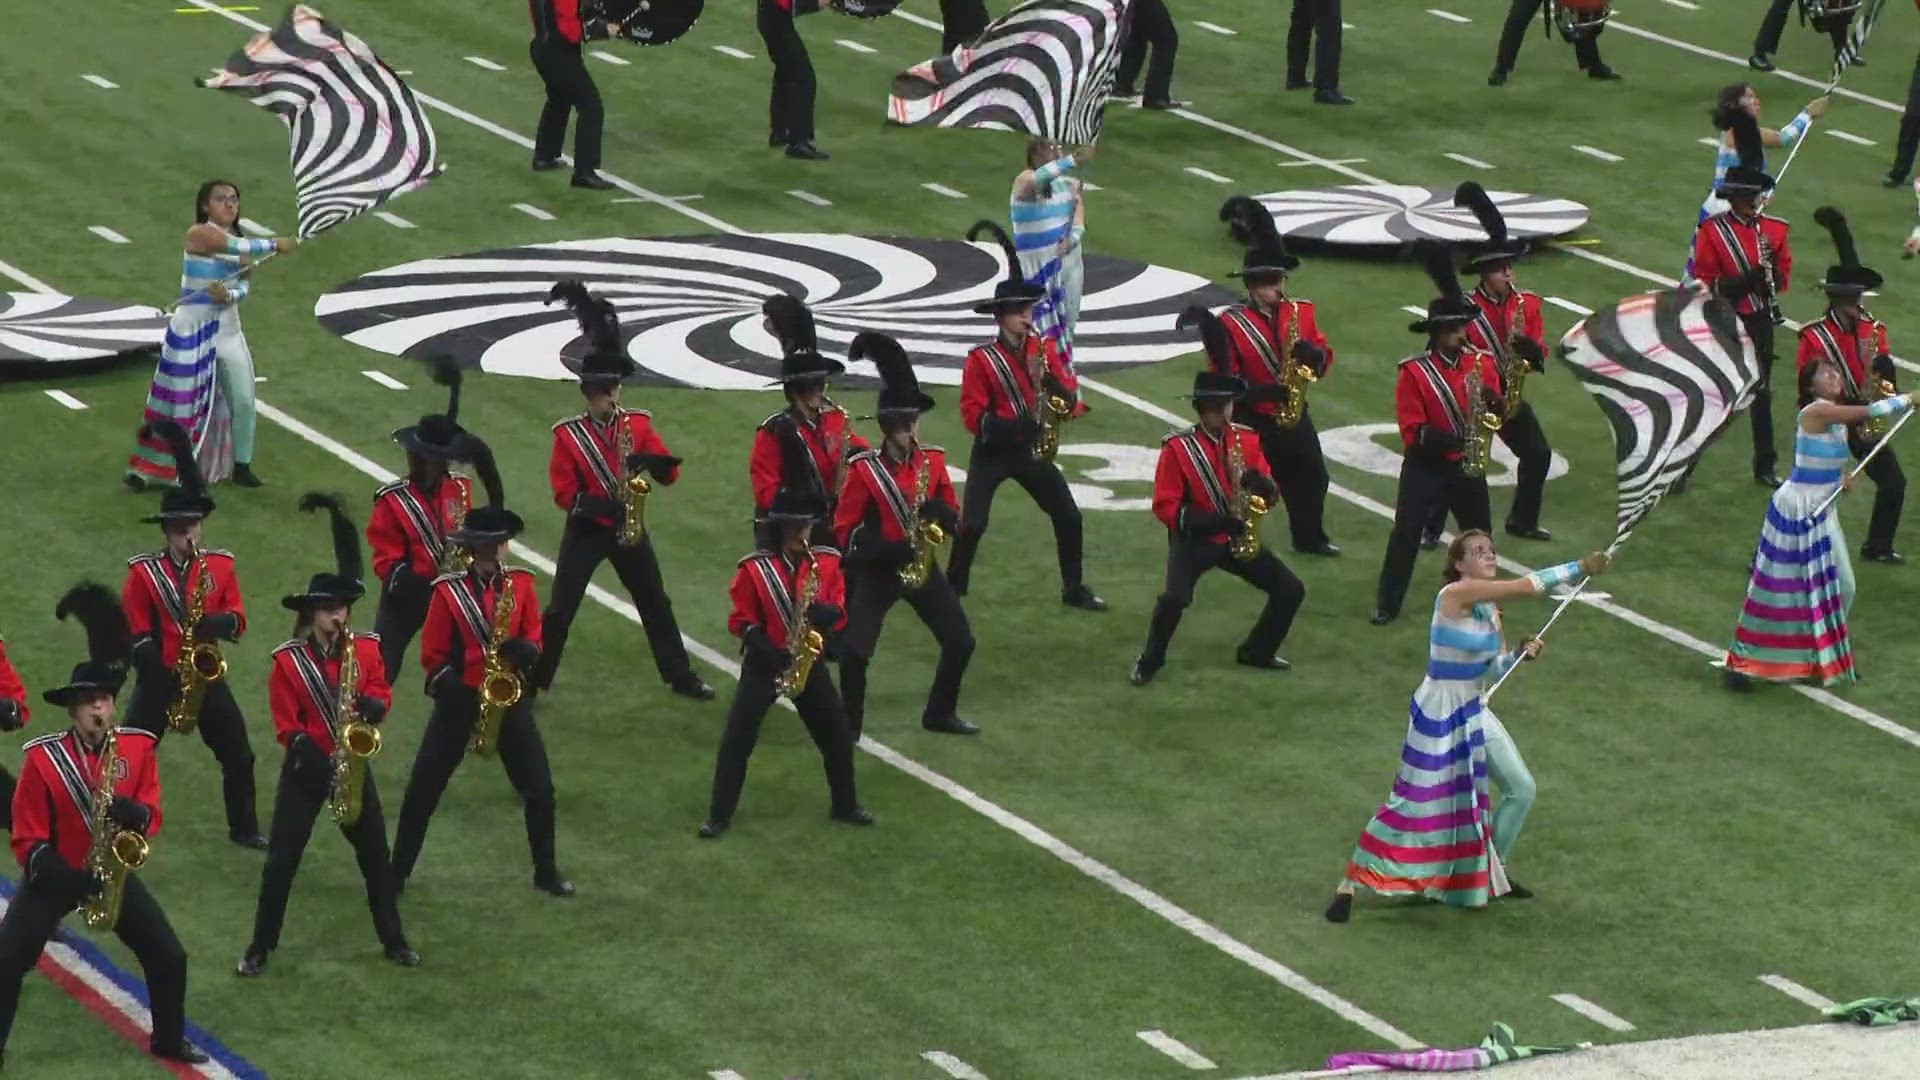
[922,715,980,735]
[1369,608,1397,626]
[1488,65,1510,86]
[1325,893,1353,923]
[1284,76,1309,90]
[1722,668,1755,691]
[785,142,830,161]
[1505,523,1553,542]
[151,1041,211,1066]
[1234,645,1292,672]
[123,473,149,493]
[1141,98,1189,110]
[1585,63,1622,81]
[1502,881,1536,900]
[1420,531,1443,550]
[670,675,717,701]
[235,949,268,977]
[1128,657,1159,687]
[1748,52,1776,71]
[534,868,576,897]
[1312,89,1355,105]
[230,832,268,852]
[1862,547,1905,565]
[385,943,422,967]
[1107,84,1138,101]
[1755,471,1784,490]
[1062,584,1108,611]
[231,464,263,488]
[831,806,875,827]
[1884,173,1911,189]
[768,131,787,149]
[571,172,615,190]
[697,820,729,839]
[532,157,566,171]
[1295,541,1342,557]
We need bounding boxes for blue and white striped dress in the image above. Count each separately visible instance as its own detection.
[1012,155,1084,368]
[1682,110,1811,282]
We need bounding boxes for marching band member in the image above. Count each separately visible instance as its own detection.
[1488,0,1620,86]
[756,0,827,159]
[947,222,1107,611]
[121,420,264,849]
[1329,534,1609,922]
[1371,243,1503,626]
[1797,208,1905,564]
[0,596,205,1066]
[1130,331,1302,687]
[238,495,417,978]
[1687,85,1822,282]
[751,295,869,548]
[528,0,614,189]
[701,487,869,838]
[1692,110,1795,489]
[390,443,574,898]
[535,284,713,700]
[369,362,476,682]
[0,635,25,830]
[832,335,977,739]
[1453,182,1555,542]
[1217,195,1339,557]
[1749,0,1857,74]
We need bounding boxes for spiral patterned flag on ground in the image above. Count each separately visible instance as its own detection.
[199,5,442,239]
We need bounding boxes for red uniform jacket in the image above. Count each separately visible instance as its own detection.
[728,548,848,651]
[269,633,391,756]
[12,728,162,872]
[1395,349,1505,460]
[368,476,473,588]
[1464,286,1545,390]
[420,567,543,692]
[1218,300,1335,418]
[1692,211,1793,318]
[529,0,584,43]
[550,408,680,529]
[959,334,1086,436]
[833,446,959,546]
[0,639,27,729]
[1796,310,1894,400]
[1153,424,1271,542]
[122,550,246,666]
[750,404,869,513]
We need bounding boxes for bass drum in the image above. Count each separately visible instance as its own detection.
[605,0,705,46]
[1547,0,1611,40]
[831,0,903,17]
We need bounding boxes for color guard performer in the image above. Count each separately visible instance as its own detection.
[1371,243,1503,626]
[1798,207,1905,564]
[701,487,869,838]
[534,284,713,700]
[389,445,574,898]
[832,334,977,738]
[121,420,264,848]
[947,222,1107,611]
[369,362,476,682]
[1217,195,1339,556]
[1692,110,1794,489]
[751,295,869,547]
[1130,333,1303,686]
[238,495,417,978]
[0,635,25,830]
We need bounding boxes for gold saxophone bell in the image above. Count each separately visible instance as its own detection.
[191,643,228,682]
[481,670,523,710]
[111,830,150,870]
[1247,494,1270,515]
[343,722,383,758]
[925,522,948,546]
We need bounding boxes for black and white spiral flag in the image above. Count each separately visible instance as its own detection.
[1827,0,1888,87]
[199,5,442,239]
[1558,289,1761,542]
[887,0,1132,144]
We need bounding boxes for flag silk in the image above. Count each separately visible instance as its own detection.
[199,5,443,240]
[1557,288,1760,543]
[1326,1022,1581,1072]
[1827,0,1888,86]
[886,0,1132,144]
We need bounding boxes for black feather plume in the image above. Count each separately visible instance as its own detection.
[1218,195,1281,249]
[1176,305,1230,373]
[966,220,1020,275]
[465,436,505,509]
[1452,182,1508,247]
[1728,110,1765,171]
[548,279,622,356]
[762,294,817,355]
[429,355,463,424]
[850,331,914,387]
[1813,206,1860,270]
[1414,240,1463,301]
[298,492,364,585]
[137,419,204,501]
[55,582,131,666]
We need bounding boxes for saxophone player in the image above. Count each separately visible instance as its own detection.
[832,333,976,740]
[1217,196,1339,557]
[1370,243,1503,626]
[390,442,573,898]
[0,634,28,831]
[535,283,713,701]
[948,221,1106,611]
[121,420,264,850]
[750,294,870,548]
[1130,351,1302,687]
[239,494,418,978]
[700,487,868,839]
[1797,207,1905,563]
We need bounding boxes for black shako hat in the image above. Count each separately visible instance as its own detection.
[1716,111,1776,197]
[282,493,367,610]
[1186,370,1246,401]
[759,486,827,526]
[392,357,477,460]
[138,420,215,524]
[763,294,846,383]
[1408,241,1477,333]
[1220,195,1300,280]
[1813,206,1884,294]
[549,280,639,382]
[1455,182,1530,271]
[856,331,937,415]
[445,436,524,544]
[1174,305,1246,401]
[966,220,1047,314]
[42,661,126,709]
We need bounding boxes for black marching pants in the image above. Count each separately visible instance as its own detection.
[374,571,433,687]
[939,0,991,52]
[838,565,976,739]
[1753,0,1850,58]
[1114,0,1179,101]
[529,39,604,174]
[1429,402,1551,534]
[1250,409,1333,550]
[1494,0,1605,70]
[125,676,259,839]
[757,0,817,144]
[533,525,695,691]
[707,651,857,825]
[1138,540,1307,671]
[0,767,12,832]
[1891,51,1920,179]
[1286,0,1345,91]
[1745,312,1781,476]
[0,877,188,1054]
[946,444,1086,595]
[1850,436,1907,553]
[249,751,406,955]
[1375,459,1492,617]
[390,689,559,882]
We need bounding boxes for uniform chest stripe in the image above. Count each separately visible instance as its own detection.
[1414,358,1469,433]
[984,345,1035,419]
[43,739,99,833]
[862,456,917,532]
[389,486,447,562]
[140,560,187,628]
[1176,434,1232,511]
[288,643,341,733]
[751,557,797,630]
[1222,308,1285,382]
[563,416,623,497]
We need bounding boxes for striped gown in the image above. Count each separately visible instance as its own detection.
[1343,594,1514,908]
[1011,155,1083,367]
[1724,409,1857,686]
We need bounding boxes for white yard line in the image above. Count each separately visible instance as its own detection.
[712,45,755,60]
[1662,0,1699,8]
[0,258,55,293]
[1758,974,1837,1011]
[1553,993,1636,1032]
[360,370,408,390]
[1278,158,1367,169]
[44,390,88,411]
[1608,21,1902,113]
[1544,296,1593,316]
[81,74,118,90]
[1572,145,1623,163]
[1184,166,1233,183]
[512,203,556,221]
[463,56,505,71]
[1138,1029,1218,1070]
[922,182,968,199]
[1426,8,1471,22]
[893,9,944,31]
[1824,129,1876,147]
[922,1051,991,1079]
[1194,20,1237,35]
[373,211,415,229]
[590,49,629,66]
[835,38,877,53]
[1443,152,1493,169]
[787,189,833,207]
[87,226,129,245]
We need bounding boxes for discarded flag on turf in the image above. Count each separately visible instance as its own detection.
[886,0,1132,144]
[1557,288,1761,545]
[1326,1022,1583,1072]
[1826,996,1920,1026]
[199,5,442,239]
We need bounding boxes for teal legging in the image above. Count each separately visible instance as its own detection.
[213,315,257,466]
[1481,712,1535,862]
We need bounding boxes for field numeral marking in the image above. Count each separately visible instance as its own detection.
[82,74,119,89]
[1663,0,1700,8]
[922,1051,990,1079]
[44,390,88,411]
[1552,993,1635,1032]
[361,370,409,390]
[512,203,556,221]
[1137,1029,1218,1070]
[707,1072,746,1080]
[1759,974,1837,1011]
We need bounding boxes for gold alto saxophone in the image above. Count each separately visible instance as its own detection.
[1460,360,1504,479]
[166,544,227,735]
[1500,293,1530,421]
[1854,314,1897,442]
[471,576,521,758]
[1276,299,1319,430]
[328,628,381,827]
[1032,365,1072,464]
[899,442,948,590]
[442,483,473,575]
[773,559,825,699]
[1758,227,1784,326]
[82,728,149,932]
[614,410,650,546]
[1225,425,1269,562]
